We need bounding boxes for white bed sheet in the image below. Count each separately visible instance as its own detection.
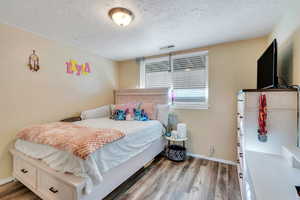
[15,118,164,194]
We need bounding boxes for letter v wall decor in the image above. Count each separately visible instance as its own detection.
[66,60,91,76]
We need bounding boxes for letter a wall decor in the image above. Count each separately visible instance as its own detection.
[66,60,91,76]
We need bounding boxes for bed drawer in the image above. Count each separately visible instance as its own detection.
[38,170,74,200]
[14,156,37,189]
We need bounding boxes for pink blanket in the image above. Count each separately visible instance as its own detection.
[17,122,125,160]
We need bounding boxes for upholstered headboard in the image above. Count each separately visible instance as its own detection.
[114,88,170,105]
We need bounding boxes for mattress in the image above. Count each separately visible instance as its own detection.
[15,117,165,193]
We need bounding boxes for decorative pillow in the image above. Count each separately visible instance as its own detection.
[140,103,156,120]
[111,102,139,117]
[81,105,110,120]
[133,108,149,121]
[112,109,128,120]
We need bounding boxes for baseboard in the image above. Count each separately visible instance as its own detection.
[0,177,14,186]
[187,152,237,166]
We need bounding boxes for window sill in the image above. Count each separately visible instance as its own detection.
[171,104,209,110]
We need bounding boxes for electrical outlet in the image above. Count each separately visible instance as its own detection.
[209,145,215,157]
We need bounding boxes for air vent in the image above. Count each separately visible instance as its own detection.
[160,45,175,50]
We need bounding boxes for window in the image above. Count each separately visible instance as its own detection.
[140,51,209,109]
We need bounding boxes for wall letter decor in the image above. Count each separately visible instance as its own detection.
[66,60,91,76]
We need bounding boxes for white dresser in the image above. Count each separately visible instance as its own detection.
[236,89,299,200]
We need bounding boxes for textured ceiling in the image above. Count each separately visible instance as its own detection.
[0,0,287,60]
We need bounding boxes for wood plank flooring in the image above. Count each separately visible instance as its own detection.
[0,156,241,200]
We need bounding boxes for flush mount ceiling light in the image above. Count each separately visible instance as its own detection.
[108,7,134,27]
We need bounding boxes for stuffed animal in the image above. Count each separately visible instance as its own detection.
[133,108,149,121]
[113,109,128,120]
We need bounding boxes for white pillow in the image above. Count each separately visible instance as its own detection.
[81,105,111,120]
[156,104,170,127]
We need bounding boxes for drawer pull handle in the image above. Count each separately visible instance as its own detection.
[239,116,243,119]
[237,142,240,147]
[237,159,240,164]
[239,153,243,157]
[239,173,243,179]
[49,187,59,194]
[21,169,28,174]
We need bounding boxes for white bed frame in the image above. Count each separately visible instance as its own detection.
[10,88,170,200]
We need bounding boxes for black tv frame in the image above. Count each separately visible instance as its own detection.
[257,39,278,89]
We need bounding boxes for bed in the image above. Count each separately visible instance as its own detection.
[10,88,170,200]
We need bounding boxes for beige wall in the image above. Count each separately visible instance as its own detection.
[267,0,300,85]
[117,37,268,161]
[118,60,140,89]
[0,23,119,178]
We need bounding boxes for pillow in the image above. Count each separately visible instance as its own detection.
[140,103,156,120]
[81,105,110,120]
[156,104,170,127]
[133,108,149,121]
[111,102,139,117]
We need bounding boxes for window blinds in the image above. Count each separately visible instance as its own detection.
[145,60,171,88]
[144,52,208,105]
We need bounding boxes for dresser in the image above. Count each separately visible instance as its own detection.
[236,89,299,200]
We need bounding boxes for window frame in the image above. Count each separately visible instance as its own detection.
[140,51,209,110]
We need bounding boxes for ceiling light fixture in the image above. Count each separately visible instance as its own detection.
[108,7,134,27]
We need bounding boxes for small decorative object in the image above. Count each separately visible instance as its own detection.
[257,93,268,142]
[165,132,171,137]
[168,112,178,131]
[113,109,128,120]
[66,60,91,76]
[171,130,178,139]
[170,89,176,105]
[177,123,187,139]
[133,108,149,121]
[28,50,40,72]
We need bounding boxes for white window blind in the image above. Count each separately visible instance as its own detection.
[143,51,209,108]
[145,59,171,88]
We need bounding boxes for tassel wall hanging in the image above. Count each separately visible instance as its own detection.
[28,50,40,72]
[257,93,268,142]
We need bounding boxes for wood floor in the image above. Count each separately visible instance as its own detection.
[0,156,241,200]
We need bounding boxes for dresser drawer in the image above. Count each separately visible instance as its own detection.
[14,156,37,189]
[38,170,74,200]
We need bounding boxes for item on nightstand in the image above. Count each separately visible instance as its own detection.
[165,132,171,137]
[177,123,187,138]
[171,130,178,139]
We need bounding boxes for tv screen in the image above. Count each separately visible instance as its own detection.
[257,39,278,89]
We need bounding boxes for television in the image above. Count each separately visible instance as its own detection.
[257,39,278,89]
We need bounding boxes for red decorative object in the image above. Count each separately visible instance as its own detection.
[258,94,267,140]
